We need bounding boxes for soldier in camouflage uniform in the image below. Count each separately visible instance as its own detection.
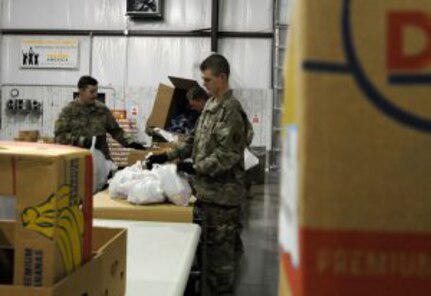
[147,55,253,295]
[54,76,145,160]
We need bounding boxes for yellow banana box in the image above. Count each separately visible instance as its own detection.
[0,142,93,287]
[0,221,127,296]
[280,0,431,295]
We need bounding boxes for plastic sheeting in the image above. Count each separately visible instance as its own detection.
[220,0,273,32]
[220,38,272,89]
[126,37,211,87]
[92,37,211,88]
[93,37,270,89]
[1,35,91,85]
[92,37,128,87]
[1,0,211,31]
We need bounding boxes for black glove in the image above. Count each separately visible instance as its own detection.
[146,153,168,170]
[177,161,196,175]
[126,142,146,150]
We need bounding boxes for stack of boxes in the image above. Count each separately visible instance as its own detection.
[107,110,138,167]
[0,142,127,295]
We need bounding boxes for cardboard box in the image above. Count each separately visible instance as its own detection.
[111,109,127,120]
[146,76,199,130]
[18,131,39,142]
[93,190,193,223]
[279,1,431,295]
[40,137,55,144]
[0,221,127,296]
[0,142,93,287]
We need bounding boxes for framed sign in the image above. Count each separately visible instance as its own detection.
[20,39,79,69]
[126,0,163,19]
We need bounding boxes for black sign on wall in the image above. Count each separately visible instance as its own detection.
[126,0,163,19]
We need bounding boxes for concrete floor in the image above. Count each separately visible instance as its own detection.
[235,172,280,296]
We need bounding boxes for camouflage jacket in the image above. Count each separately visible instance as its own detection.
[54,100,130,160]
[168,90,253,206]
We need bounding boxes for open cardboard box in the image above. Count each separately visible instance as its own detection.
[0,221,127,296]
[146,76,199,131]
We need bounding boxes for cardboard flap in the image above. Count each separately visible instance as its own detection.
[146,84,175,129]
[168,76,199,90]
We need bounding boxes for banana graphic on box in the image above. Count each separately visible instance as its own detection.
[21,185,84,274]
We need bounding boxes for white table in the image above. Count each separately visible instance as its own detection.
[94,219,201,296]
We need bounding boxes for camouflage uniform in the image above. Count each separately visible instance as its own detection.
[168,90,253,295]
[54,100,131,160]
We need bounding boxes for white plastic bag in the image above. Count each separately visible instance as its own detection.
[108,163,147,199]
[244,148,259,171]
[91,136,110,193]
[128,171,165,205]
[153,128,179,143]
[153,164,192,206]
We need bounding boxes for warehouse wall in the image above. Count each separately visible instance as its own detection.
[0,0,274,148]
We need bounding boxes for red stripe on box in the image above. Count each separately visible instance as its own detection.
[282,228,431,296]
[83,155,93,263]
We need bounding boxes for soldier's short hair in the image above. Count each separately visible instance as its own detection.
[78,76,98,90]
[186,86,209,102]
[200,54,230,79]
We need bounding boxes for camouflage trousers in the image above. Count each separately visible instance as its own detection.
[194,201,242,296]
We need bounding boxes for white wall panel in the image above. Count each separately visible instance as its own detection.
[126,37,211,87]
[1,0,126,30]
[92,37,127,87]
[220,38,272,89]
[1,35,91,85]
[220,0,273,32]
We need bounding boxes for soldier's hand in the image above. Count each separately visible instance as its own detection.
[146,153,168,170]
[177,161,196,175]
[126,142,146,150]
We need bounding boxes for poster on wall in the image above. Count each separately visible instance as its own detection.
[20,39,79,69]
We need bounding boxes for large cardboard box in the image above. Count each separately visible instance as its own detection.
[279,1,431,295]
[93,190,193,223]
[0,142,93,287]
[146,76,199,130]
[0,221,127,296]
